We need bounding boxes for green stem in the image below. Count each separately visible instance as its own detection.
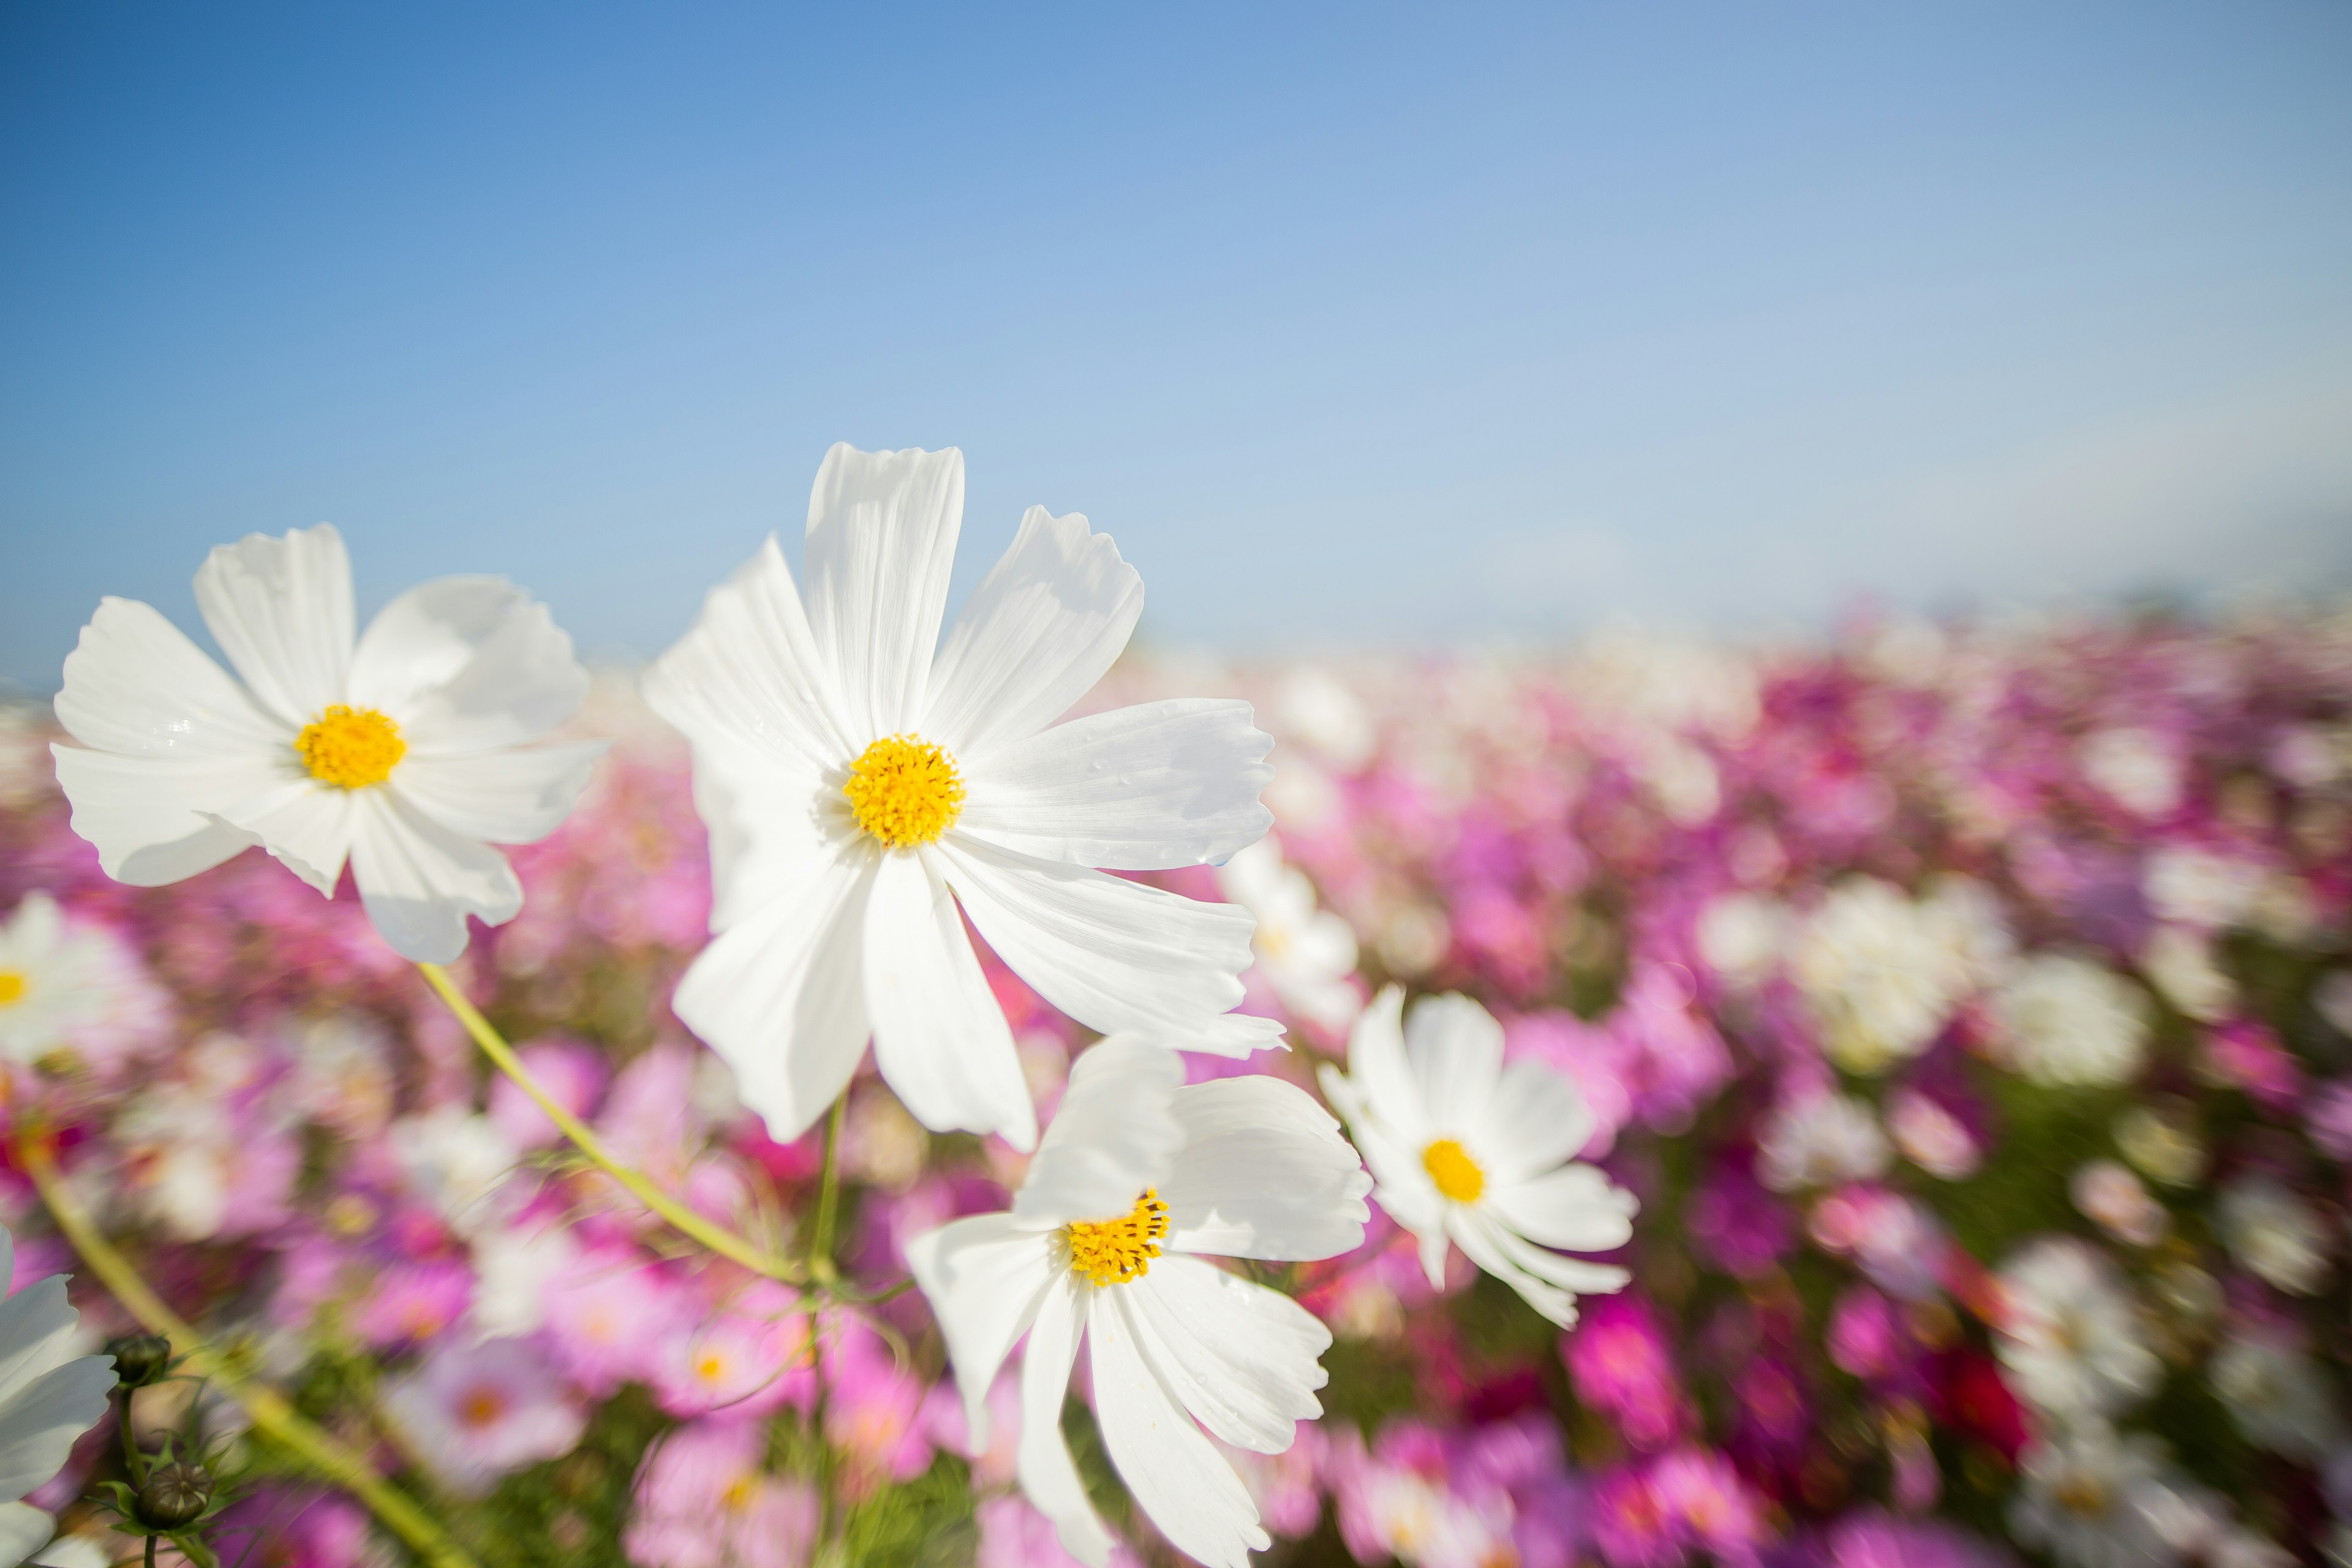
[417,962,805,1284]
[17,1135,478,1568]
[809,1092,848,1283]
[809,1091,850,1550]
[117,1388,146,1487]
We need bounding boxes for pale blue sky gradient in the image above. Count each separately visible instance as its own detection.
[6,2,2350,690]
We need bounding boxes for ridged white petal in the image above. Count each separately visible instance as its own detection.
[1406,993,1504,1136]
[49,747,265,887]
[208,777,363,895]
[864,851,1036,1149]
[1468,1059,1597,1186]
[1017,1276,1110,1566]
[1090,1285,1268,1568]
[802,443,963,742]
[1163,1077,1370,1261]
[394,742,607,846]
[904,1214,1055,1452]
[345,791,523,963]
[671,853,872,1144]
[53,597,283,760]
[349,578,589,753]
[1449,1207,1627,1327]
[936,835,1264,1052]
[192,524,355,727]
[957,699,1273,870]
[923,507,1142,756]
[1485,1164,1638,1253]
[0,1501,52,1566]
[1338,987,1428,1147]
[1013,1038,1183,1227]
[1123,1257,1329,1453]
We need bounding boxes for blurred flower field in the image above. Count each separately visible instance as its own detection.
[4,602,2351,1568]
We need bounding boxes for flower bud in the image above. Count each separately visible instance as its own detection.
[135,1461,213,1529]
[105,1333,172,1389]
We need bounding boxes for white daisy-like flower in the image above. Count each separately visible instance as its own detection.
[1216,838,1362,1035]
[1989,955,2152,1090]
[908,1038,1369,1568]
[1317,987,1635,1327]
[50,526,605,963]
[2211,1324,2343,1461]
[0,894,168,1072]
[1994,1236,2161,1420]
[2010,1421,2177,1568]
[646,445,1278,1150]
[1757,1090,1891,1193]
[0,1223,118,1516]
[1788,877,1978,1074]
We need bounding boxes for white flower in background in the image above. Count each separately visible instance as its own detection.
[1216,839,1362,1034]
[389,1106,521,1238]
[2113,1106,2206,1189]
[2141,925,2236,1023]
[1757,1092,1890,1194]
[1789,878,1976,1074]
[2143,846,2263,931]
[51,526,605,963]
[1695,892,1785,991]
[1989,956,2152,1089]
[382,1338,584,1497]
[0,1223,117,1520]
[2070,1160,2168,1248]
[1275,668,1376,771]
[1319,988,1635,1326]
[0,1506,106,1568]
[908,1038,1369,1568]
[0,894,168,1071]
[647,445,1277,1151]
[285,1014,398,1138]
[2211,1325,2343,1460]
[2218,1177,2331,1297]
[2079,726,2182,818]
[468,1221,579,1343]
[1887,1090,1980,1181]
[1994,1237,2160,1420]
[2009,1422,2175,1568]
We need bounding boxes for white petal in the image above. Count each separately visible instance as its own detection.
[1407,993,1504,1136]
[192,524,355,727]
[393,742,606,846]
[0,1502,54,1566]
[50,747,263,887]
[1486,1165,1638,1253]
[31,1533,105,1568]
[1162,1077,1370,1261]
[802,443,964,742]
[1470,1060,1596,1187]
[1018,1276,1112,1567]
[1341,988,1429,1147]
[1449,1208,1626,1327]
[936,835,1266,1054]
[1014,1038,1183,1226]
[644,536,855,782]
[208,777,364,895]
[0,1280,80,1411]
[671,853,872,1144]
[863,851,1036,1149]
[957,699,1273,870]
[345,791,522,962]
[905,1213,1055,1452]
[53,597,284,760]
[349,578,589,753]
[1414,1217,1453,1291]
[1090,1286,1268,1568]
[922,507,1142,756]
[0,1358,114,1506]
[1125,1257,1329,1453]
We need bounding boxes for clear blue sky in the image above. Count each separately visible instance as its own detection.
[6,2,2350,692]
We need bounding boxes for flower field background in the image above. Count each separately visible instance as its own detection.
[4,603,2351,1568]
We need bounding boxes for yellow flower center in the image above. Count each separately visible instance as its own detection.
[0,970,24,1008]
[456,1385,509,1430]
[1065,1189,1170,1288]
[1423,1138,1485,1203]
[843,734,965,847]
[295,706,405,788]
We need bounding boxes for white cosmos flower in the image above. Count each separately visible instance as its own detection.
[0,1223,117,1516]
[1215,838,1362,1034]
[0,894,168,1072]
[51,526,605,963]
[907,1038,1369,1568]
[646,445,1278,1150]
[1317,987,1635,1327]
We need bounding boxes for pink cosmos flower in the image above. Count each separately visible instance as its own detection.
[1565,1296,1689,1451]
[545,1246,696,1396]
[381,1338,586,1496]
[625,1418,818,1568]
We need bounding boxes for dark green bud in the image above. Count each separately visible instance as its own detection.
[135,1461,213,1529]
[105,1333,172,1389]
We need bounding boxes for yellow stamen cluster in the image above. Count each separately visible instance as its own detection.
[295,706,405,788]
[0,970,24,1008]
[1065,1189,1170,1288]
[1422,1137,1486,1203]
[843,734,965,847]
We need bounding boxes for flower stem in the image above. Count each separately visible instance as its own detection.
[416,962,805,1284]
[15,1134,478,1568]
[809,1091,848,1284]
[117,1388,146,1487]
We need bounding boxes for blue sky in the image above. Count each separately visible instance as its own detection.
[4,2,2349,690]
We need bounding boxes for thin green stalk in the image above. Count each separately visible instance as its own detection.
[809,1092,849,1284]
[17,1134,478,1568]
[117,1389,146,1487]
[807,1091,849,1551]
[416,962,804,1284]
